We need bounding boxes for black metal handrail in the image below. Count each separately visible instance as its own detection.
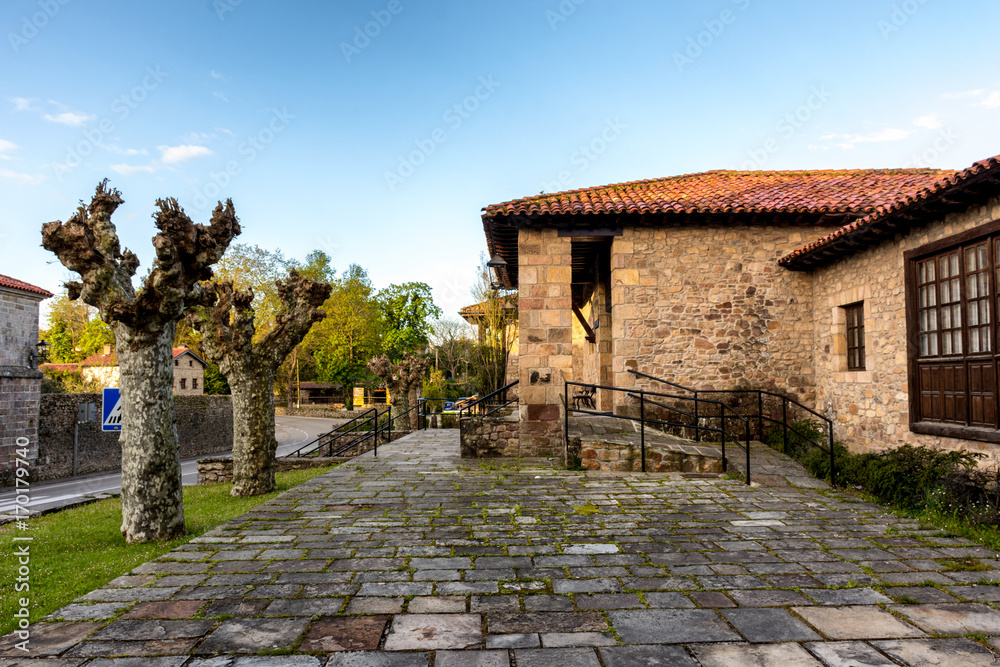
[565,380,752,484]
[627,369,836,485]
[458,380,519,419]
[417,397,449,430]
[286,408,378,457]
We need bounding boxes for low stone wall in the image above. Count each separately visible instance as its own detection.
[579,441,723,473]
[460,413,519,458]
[198,456,347,485]
[30,393,233,483]
[276,405,369,419]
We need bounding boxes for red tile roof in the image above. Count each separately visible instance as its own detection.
[484,168,954,219]
[0,274,53,298]
[781,155,1000,269]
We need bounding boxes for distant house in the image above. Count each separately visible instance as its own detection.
[43,345,208,395]
[0,274,53,483]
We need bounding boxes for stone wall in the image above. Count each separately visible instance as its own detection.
[197,456,345,485]
[460,413,520,458]
[29,393,234,483]
[517,228,573,457]
[578,441,723,474]
[609,224,835,404]
[275,405,369,419]
[811,196,1000,465]
[0,287,46,484]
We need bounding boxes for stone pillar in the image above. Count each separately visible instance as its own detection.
[518,228,573,458]
[611,232,641,412]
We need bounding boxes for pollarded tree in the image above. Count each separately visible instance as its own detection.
[189,270,331,495]
[368,352,429,428]
[41,181,240,543]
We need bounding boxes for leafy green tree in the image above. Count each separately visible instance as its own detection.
[213,243,290,335]
[377,282,442,360]
[42,291,113,362]
[304,264,381,408]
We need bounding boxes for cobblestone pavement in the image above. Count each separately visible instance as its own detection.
[4,429,1000,666]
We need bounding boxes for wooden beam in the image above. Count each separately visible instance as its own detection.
[572,305,596,343]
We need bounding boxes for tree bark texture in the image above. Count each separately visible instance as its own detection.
[41,181,240,543]
[190,272,330,496]
[368,353,429,431]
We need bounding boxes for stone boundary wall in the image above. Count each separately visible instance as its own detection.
[275,406,360,419]
[460,413,519,458]
[29,393,233,483]
[578,441,723,474]
[197,457,347,485]
[0,370,42,484]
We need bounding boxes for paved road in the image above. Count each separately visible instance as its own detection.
[0,415,342,517]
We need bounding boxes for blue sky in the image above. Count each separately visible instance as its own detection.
[2,0,999,318]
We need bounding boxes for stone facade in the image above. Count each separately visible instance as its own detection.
[172,350,206,395]
[517,229,573,457]
[28,393,234,483]
[608,224,833,403]
[578,441,724,474]
[811,196,1000,466]
[460,412,520,458]
[0,285,49,484]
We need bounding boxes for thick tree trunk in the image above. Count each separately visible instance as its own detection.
[390,384,407,424]
[285,348,296,410]
[116,322,186,543]
[228,360,277,496]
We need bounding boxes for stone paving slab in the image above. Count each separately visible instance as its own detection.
[5,429,1000,665]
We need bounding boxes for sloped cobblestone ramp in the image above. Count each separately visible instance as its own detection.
[4,429,1000,665]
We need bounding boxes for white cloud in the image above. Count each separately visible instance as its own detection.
[213,91,229,103]
[44,111,95,126]
[913,114,944,130]
[211,70,225,80]
[10,97,35,111]
[102,144,148,156]
[0,139,18,159]
[982,91,1000,109]
[940,89,984,100]
[158,144,213,164]
[0,168,43,186]
[110,163,156,175]
[827,128,913,150]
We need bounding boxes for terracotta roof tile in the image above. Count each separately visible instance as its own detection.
[0,274,53,298]
[780,155,1000,268]
[484,168,954,219]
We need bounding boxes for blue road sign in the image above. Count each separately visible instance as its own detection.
[102,387,122,432]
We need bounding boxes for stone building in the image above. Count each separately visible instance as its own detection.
[45,345,207,395]
[0,274,53,482]
[480,156,1000,464]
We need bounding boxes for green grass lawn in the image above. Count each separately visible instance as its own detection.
[0,465,336,637]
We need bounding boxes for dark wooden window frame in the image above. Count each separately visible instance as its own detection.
[844,302,866,371]
[904,218,1000,443]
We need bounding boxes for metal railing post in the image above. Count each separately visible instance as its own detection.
[639,391,646,473]
[782,398,788,453]
[564,382,569,458]
[693,391,700,442]
[757,391,764,442]
[721,406,727,473]
[829,420,835,486]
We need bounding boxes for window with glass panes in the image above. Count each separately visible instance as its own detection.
[908,233,1000,433]
[845,303,865,370]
